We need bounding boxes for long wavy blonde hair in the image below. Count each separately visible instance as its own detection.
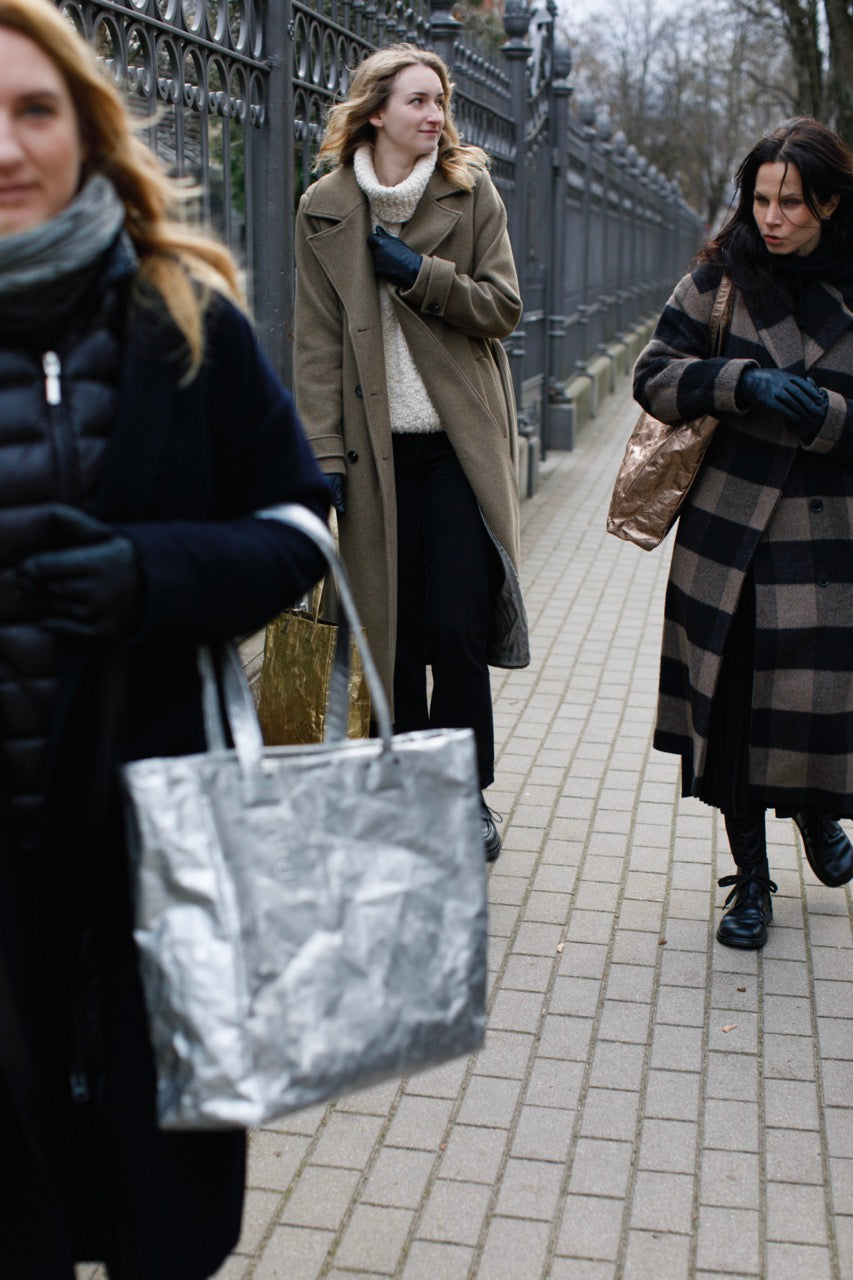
[0,0,245,380]
[316,43,487,192]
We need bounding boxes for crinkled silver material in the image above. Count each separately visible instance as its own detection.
[123,505,487,1130]
[124,728,486,1130]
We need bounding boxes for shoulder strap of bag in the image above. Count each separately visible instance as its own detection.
[708,274,734,356]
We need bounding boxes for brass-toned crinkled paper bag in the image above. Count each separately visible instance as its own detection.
[257,594,371,744]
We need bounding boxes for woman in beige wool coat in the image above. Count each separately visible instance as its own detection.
[295,43,530,861]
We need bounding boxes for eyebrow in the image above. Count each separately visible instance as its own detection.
[15,88,63,102]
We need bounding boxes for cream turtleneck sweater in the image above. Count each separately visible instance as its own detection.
[353,144,441,434]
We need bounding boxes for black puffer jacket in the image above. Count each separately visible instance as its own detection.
[0,252,131,840]
[0,243,330,1279]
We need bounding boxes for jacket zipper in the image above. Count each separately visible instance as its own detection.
[43,350,89,1100]
[42,350,77,503]
[43,350,61,405]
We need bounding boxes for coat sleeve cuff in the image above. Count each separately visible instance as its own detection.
[306,431,346,466]
[719,359,759,414]
[402,254,455,317]
[803,388,847,454]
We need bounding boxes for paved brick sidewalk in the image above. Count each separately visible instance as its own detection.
[77,378,852,1280]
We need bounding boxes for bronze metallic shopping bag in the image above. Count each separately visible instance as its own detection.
[257,588,371,744]
[606,276,734,551]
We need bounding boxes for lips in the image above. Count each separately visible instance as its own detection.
[0,184,35,201]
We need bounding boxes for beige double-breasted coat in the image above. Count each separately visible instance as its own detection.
[294,162,529,704]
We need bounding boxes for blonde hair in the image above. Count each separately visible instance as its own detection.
[316,43,487,192]
[0,0,246,380]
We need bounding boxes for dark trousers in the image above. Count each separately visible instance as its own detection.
[392,432,496,789]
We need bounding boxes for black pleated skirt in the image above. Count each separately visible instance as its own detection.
[688,572,756,817]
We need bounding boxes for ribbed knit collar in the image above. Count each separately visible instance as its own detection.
[353,144,437,226]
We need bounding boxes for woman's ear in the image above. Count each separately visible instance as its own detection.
[820,193,840,220]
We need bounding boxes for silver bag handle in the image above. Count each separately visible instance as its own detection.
[254,503,392,746]
[198,505,392,763]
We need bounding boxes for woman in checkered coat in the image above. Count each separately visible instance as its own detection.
[634,118,853,949]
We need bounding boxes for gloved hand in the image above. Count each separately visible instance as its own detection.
[325,473,346,516]
[367,226,422,289]
[17,506,141,640]
[738,367,828,435]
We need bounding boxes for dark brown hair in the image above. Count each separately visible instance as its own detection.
[699,117,853,298]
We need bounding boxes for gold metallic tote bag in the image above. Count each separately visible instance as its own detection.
[607,276,734,551]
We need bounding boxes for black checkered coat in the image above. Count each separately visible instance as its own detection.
[634,259,853,812]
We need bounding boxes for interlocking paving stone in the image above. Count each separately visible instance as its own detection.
[361,1148,436,1209]
[334,1204,414,1272]
[64,379,853,1280]
[700,1149,761,1208]
[695,1206,761,1274]
[416,1179,492,1246]
[477,1216,550,1279]
[251,1227,333,1280]
[400,1242,474,1280]
[629,1169,695,1234]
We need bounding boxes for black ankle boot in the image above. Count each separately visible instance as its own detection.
[481,796,502,862]
[793,809,853,887]
[716,813,777,950]
[716,869,778,949]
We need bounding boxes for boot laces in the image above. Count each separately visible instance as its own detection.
[718,870,778,908]
[481,800,503,825]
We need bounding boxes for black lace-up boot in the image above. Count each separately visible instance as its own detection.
[716,812,777,950]
[793,810,853,887]
[481,796,502,862]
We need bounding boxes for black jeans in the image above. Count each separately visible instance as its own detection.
[392,432,496,789]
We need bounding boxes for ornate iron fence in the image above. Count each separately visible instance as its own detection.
[55,0,704,455]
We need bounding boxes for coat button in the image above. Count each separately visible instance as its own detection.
[810,498,823,512]
[355,385,363,398]
[347,450,359,462]
[427,301,440,313]
[818,573,830,587]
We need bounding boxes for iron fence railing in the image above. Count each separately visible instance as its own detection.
[55,0,705,455]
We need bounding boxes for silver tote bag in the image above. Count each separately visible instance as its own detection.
[122,504,487,1131]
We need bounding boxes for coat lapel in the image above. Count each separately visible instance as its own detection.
[745,279,853,373]
[303,170,384,347]
[801,281,853,370]
[303,167,462,305]
[747,303,806,374]
[400,172,462,256]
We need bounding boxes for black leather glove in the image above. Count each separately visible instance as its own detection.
[738,367,828,434]
[325,473,346,516]
[17,506,141,640]
[367,226,422,289]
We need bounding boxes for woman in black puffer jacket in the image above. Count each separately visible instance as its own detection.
[0,3,329,1276]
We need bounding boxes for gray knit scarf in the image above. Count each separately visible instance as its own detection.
[0,175,126,300]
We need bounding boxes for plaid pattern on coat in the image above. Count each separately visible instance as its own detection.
[634,260,853,813]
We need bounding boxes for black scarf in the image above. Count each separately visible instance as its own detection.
[761,240,853,319]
